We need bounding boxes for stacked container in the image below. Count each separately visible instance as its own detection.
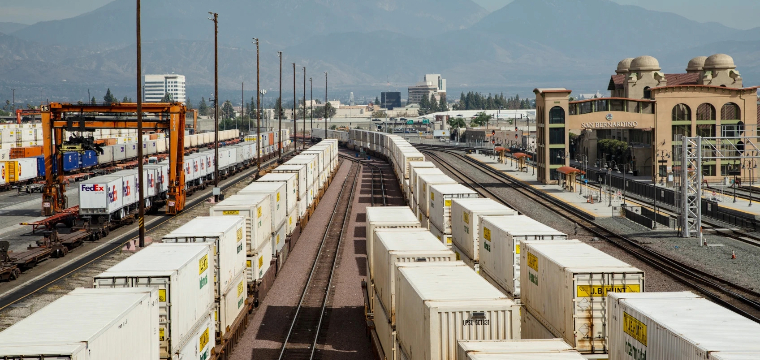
[395,264,521,360]
[0,287,160,360]
[366,206,421,283]
[78,175,125,218]
[478,215,567,297]
[428,183,479,246]
[162,216,247,338]
[272,164,309,217]
[457,340,581,360]
[451,198,516,272]
[521,239,645,356]
[415,173,456,227]
[209,194,273,283]
[410,167,444,213]
[239,181,288,253]
[406,161,436,202]
[93,243,215,359]
[258,173,299,235]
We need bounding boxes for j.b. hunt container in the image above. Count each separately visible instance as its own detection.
[0,287,160,360]
[366,206,421,282]
[521,240,645,355]
[395,264,521,360]
[457,339,581,360]
[607,292,760,360]
[93,243,214,358]
[451,198,516,263]
[479,215,567,298]
[428,183,479,236]
[209,194,272,256]
[162,216,247,298]
[372,229,456,320]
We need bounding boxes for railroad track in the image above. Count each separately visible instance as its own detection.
[419,147,760,323]
[278,159,361,359]
[0,152,294,311]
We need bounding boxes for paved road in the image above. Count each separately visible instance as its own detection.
[0,187,80,253]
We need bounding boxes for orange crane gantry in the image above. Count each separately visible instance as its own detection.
[40,102,186,216]
[16,109,42,124]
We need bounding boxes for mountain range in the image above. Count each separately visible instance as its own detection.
[1,0,759,104]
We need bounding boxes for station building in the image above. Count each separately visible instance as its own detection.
[534,54,759,184]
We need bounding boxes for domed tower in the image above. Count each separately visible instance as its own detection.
[701,54,742,87]
[616,58,634,75]
[624,56,666,99]
[686,56,707,73]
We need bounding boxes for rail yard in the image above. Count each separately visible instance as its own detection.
[0,126,760,360]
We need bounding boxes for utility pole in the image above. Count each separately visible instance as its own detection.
[293,63,297,154]
[324,72,328,139]
[278,51,282,160]
[254,38,260,177]
[11,88,14,112]
[136,0,145,247]
[240,82,243,131]
[302,66,306,150]
[209,12,219,201]
[309,77,313,140]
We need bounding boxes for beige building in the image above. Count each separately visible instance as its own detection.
[534,54,758,184]
[407,74,447,105]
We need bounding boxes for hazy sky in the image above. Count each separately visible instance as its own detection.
[1,0,758,30]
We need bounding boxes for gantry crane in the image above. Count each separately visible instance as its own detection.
[40,102,186,216]
[16,109,42,124]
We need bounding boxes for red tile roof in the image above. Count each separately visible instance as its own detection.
[607,75,625,91]
[664,73,700,86]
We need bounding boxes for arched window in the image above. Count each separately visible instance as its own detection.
[643,86,651,99]
[549,106,565,124]
[672,104,691,121]
[696,103,716,120]
[721,102,741,120]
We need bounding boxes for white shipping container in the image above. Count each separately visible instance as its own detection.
[113,144,127,161]
[98,144,115,164]
[457,339,577,360]
[608,292,760,360]
[126,142,138,158]
[249,236,273,282]
[373,288,395,360]
[398,151,425,179]
[239,181,287,230]
[429,222,453,247]
[210,194,272,255]
[521,240,644,354]
[411,167,444,201]
[395,265,521,360]
[451,242,479,272]
[373,229,456,320]
[0,129,16,143]
[429,184,480,235]
[479,215,566,298]
[366,206,421,282]
[272,164,307,202]
[286,206,298,236]
[110,170,139,206]
[286,154,319,188]
[93,243,215,358]
[157,137,167,153]
[162,216,247,295]
[467,353,585,360]
[451,198,516,262]
[416,174,456,219]
[0,149,9,161]
[217,270,247,337]
[177,312,215,360]
[0,287,159,360]
[273,222,286,253]
[78,175,124,216]
[11,158,38,182]
[145,163,169,194]
[258,172,298,213]
[521,308,557,340]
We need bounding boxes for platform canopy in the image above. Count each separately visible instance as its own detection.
[557,166,585,175]
[514,153,532,159]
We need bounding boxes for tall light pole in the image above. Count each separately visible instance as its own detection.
[302,66,306,150]
[278,51,282,160]
[309,77,313,140]
[292,63,297,154]
[254,38,261,177]
[324,71,328,139]
[240,82,243,131]
[208,12,219,201]
[136,0,145,247]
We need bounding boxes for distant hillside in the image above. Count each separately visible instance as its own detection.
[0,22,27,35]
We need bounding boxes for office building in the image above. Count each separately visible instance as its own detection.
[144,74,186,104]
[381,92,402,110]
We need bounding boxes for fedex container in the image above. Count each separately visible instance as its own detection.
[479,215,566,298]
[607,292,760,360]
[209,194,272,256]
[416,174,456,221]
[248,236,273,283]
[126,142,138,158]
[366,206,421,282]
[162,216,247,296]
[258,172,298,213]
[429,184,479,236]
[98,145,115,164]
[0,287,159,360]
[457,339,578,360]
[110,170,139,206]
[78,175,124,216]
[145,163,169,194]
[239,181,287,230]
[93,243,215,358]
[183,156,197,183]
[451,198,516,263]
[395,265,521,360]
[143,139,158,155]
[113,144,127,161]
[521,240,645,354]
[217,270,247,338]
[373,229,456,321]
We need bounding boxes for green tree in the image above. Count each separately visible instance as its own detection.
[122,96,133,103]
[323,102,335,118]
[448,117,466,128]
[471,112,492,127]
[186,98,194,110]
[161,92,173,102]
[103,88,117,105]
[274,97,284,119]
[372,110,387,118]
[198,97,208,116]
[221,100,234,120]
[419,94,430,114]
[439,94,448,112]
[429,94,438,114]
[91,96,97,105]
[375,96,380,106]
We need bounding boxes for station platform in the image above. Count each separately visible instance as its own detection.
[703,185,760,219]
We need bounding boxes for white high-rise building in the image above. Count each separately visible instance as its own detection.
[144,74,186,104]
